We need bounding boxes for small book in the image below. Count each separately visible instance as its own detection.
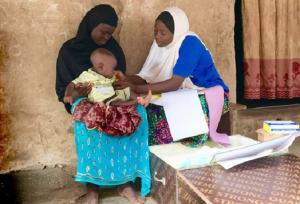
[263,120,300,133]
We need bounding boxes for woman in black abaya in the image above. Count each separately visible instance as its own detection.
[55,4,150,204]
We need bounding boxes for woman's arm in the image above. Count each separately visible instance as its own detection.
[56,54,74,102]
[63,82,92,104]
[63,82,76,104]
[114,74,147,90]
[134,75,184,95]
[127,75,147,85]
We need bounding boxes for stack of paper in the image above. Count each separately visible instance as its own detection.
[212,131,300,169]
[263,120,300,133]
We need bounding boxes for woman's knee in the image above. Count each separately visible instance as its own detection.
[205,85,224,93]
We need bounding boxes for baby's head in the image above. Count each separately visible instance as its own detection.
[90,48,117,78]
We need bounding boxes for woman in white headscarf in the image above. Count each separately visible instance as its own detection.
[115,7,230,145]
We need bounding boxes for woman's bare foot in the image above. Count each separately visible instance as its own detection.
[75,183,99,204]
[118,184,146,204]
[75,193,98,204]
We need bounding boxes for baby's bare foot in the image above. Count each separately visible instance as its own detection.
[137,90,152,107]
[143,90,152,107]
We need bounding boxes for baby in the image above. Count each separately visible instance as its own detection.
[64,48,151,106]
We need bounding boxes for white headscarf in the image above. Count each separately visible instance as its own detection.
[137,7,201,89]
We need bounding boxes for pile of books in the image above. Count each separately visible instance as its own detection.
[263,120,300,133]
[257,120,300,141]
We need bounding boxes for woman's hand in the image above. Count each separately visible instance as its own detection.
[64,82,92,104]
[113,79,135,91]
[74,82,93,97]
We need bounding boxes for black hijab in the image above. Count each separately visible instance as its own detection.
[156,11,174,33]
[56,4,126,113]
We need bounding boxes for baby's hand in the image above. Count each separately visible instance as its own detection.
[115,71,126,81]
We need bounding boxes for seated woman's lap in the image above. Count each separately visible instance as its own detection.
[146,94,229,146]
[71,98,151,197]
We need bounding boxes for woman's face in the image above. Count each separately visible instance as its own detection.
[154,19,174,47]
[91,23,116,45]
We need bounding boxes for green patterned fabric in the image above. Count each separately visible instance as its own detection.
[146,94,229,147]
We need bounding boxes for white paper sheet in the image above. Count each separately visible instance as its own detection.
[217,150,273,169]
[212,132,300,169]
[149,135,258,170]
[151,88,208,141]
